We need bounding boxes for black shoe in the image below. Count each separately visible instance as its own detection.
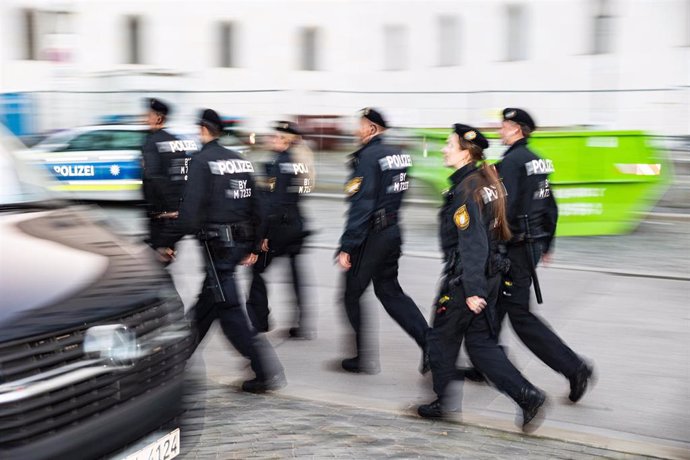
[454,367,486,383]
[417,399,445,419]
[341,356,381,375]
[289,327,316,340]
[569,362,594,403]
[518,387,546,432]
[241,372,287,393]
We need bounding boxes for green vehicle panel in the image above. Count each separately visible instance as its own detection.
[409,129,672,236]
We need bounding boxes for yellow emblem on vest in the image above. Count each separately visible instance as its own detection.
[453,205,470,230]
[345,177,363,196]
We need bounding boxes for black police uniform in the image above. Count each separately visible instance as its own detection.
[246,142,314,338]
[159,111,284,391]
[419,126,544,427]
[141,100,191,248]
[339,124,429,373]
[496,108,592,402]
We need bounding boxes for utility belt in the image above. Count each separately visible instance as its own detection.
[199,222,254,246]
[443,245,510,282]
[370,208,398,233]
[508,231,549,246]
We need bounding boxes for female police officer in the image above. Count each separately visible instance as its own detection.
[246,121,315,339]
[417,124,546,432]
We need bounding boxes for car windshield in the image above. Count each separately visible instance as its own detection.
[0,126,55,206]
[34,129,75,150]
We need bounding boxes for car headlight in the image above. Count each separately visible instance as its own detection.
[83,324,140,366]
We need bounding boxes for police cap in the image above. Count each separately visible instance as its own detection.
[453,124,489,149]
[198,108,223,133]
[273,120,301,135]
[502,108,536,131]
[360,107,387,129]
[148,98,170,116]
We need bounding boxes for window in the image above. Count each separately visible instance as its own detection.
[126,16,142,64]
[22,9,37,60]
[506,5,528,61]
[438,16,460,66]
[219,22,236,67]
[384,25,408,70]
[299,27,318,71]
[591,0,613,54]
[110,131,146,150]
[65,131,113,151]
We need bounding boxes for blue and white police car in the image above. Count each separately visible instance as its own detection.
[23,124,250,201]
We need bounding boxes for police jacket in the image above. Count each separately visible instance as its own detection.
[496,138,558,252]
[439,164,503,300]
[158,139,261,249]
[141,128,191,214]
[339,135,411,254]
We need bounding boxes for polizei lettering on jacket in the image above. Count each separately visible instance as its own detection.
[209,159,254,175]
[53,164,95,177]
[525,159,555,176]
[279,162,310,175]
[157,140,199,153]
[378,154,412,171]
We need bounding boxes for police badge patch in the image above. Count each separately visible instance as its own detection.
[453,205,470,230]
[345,177,363,196]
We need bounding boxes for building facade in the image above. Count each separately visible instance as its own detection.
[1,0,688,135]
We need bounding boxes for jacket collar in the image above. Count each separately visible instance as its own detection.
[448,163,478,188]
[502,137,528,158]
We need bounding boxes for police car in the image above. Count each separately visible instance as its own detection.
[23,124,250,201]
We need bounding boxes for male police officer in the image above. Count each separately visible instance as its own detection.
[158,108,286,393]
[246,121,315,339]
[496,107,593,402]
[141,98,192,249]
[337,108,429,374]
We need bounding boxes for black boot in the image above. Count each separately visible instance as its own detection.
[568,362,594,403]
[289,327,316,340]
[518,387,546,432]
[341,356,380,375]
[242,372,287,393]
[417,399,444,419]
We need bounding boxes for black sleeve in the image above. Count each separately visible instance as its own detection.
[141,137,167,207]
[158,155,208,247]
[454,192,489,300]
[339,156,379,254]
[248,173,265,253]
[499,157,522,225]
[543,191,558,253]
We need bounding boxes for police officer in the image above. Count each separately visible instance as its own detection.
[416,124,546,431]
[141,98,192,249]
[246,121,315,339]
[337,107,429,374]
[496,107,593,402]
[158,108,286,393]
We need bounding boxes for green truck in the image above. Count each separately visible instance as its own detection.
[409,129,672,236]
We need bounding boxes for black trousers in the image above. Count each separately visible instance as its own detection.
[192,241,283,381]
[496,243,582,379]
[343,225,428,362]
[427,275,533,404]
[246,249,313,333]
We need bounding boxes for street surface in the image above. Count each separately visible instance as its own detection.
[100,194,689,460]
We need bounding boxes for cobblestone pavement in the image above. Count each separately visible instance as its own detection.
[177,376,654,460]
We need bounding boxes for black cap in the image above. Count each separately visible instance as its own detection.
[148,98,170,116]
[453,124,489,149]
[361,107,387,129]
[197,108,223,133]
[502,108,536,131]
[273,120,301,135]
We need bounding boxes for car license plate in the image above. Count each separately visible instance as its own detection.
[123,428,180,460]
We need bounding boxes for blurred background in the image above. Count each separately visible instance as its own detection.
[1,0,688,135]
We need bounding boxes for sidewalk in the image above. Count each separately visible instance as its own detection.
[168,244,689,460]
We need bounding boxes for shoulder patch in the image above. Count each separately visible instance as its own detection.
[453,205,470,230]
[345,177,363,196]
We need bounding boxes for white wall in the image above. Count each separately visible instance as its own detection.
[1,0,688,134]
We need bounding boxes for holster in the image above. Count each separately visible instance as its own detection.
[371,208,398,233]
